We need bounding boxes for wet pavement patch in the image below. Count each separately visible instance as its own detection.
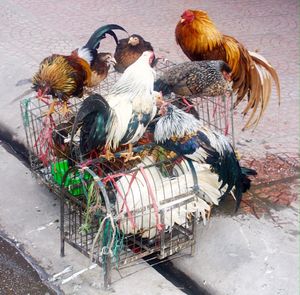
[0,127,30,167]
[0,236,57,295]
[240,152,299,217]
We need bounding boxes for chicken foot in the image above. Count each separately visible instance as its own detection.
[120,144,141,162]
[100,147,115,162]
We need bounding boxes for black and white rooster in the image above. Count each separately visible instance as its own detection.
[72,51,158,161]
[154,102,256,211]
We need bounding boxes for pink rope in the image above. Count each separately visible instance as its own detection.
[34,115,56,165]
[119,171,139,214]
[102,172,138,229]
[139,167,163,232]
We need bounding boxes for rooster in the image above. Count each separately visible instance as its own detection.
[114,34,155,73]
[113,156,211,238]
[175,9,280,129]
[71,51,158,161]
[32,24,126,115]
[154,103,256,210]
[113,153,253,238]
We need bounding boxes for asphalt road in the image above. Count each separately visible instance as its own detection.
[0,236,56,295]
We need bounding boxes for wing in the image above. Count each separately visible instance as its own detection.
[160,131,213,162]
[120,107,157,145]
[160,129,242,204]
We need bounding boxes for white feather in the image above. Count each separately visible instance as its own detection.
[77,47,93,65]
[115,157,228,238]
[106,51,156,150]
[154,106,234,161]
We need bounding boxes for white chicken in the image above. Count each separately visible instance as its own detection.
[113,156,231,239]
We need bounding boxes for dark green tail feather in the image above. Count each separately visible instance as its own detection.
[85,24,127,50]
[69,94,111,154]
[234,166,257,211]
[241,166,257,176]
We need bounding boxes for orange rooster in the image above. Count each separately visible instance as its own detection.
[175,9,280,129]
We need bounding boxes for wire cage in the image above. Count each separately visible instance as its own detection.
[60,151,210,287]
[20,59,234,288]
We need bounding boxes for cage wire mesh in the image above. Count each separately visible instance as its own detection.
[20,59,235,287]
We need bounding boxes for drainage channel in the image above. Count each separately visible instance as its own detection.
[0,132,211,295]
[146,255,211,295]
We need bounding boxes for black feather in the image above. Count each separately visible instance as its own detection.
[240,166,257,193]
[154,79,172,95]
[70,94,111,154]
[241,166,257,176]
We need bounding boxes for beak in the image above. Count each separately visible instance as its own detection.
[155,92,164,107]
[180,18,185,23]
[109,57,117,66]
[37,89,43,97]
[158,100,169,116]
[128,37,133,44]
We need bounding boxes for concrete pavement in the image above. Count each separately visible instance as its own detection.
[0,0,298,294]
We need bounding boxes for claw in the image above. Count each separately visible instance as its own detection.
[100,147,115,162]
[119,144,140,162]
[46,101,56,116]
[120,153,141,162]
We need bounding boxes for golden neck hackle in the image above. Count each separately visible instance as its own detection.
[186,11,223,53]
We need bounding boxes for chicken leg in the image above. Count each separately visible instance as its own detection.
[120,144,141,162]
[100,147,115,162]
[46,100,57,116]
[62,101,70,116]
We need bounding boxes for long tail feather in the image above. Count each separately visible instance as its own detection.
[240,166,257,194]
[85,24,127,50]
[242,51,280,129]
[241,166,257,176]
[249,51,281,102]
